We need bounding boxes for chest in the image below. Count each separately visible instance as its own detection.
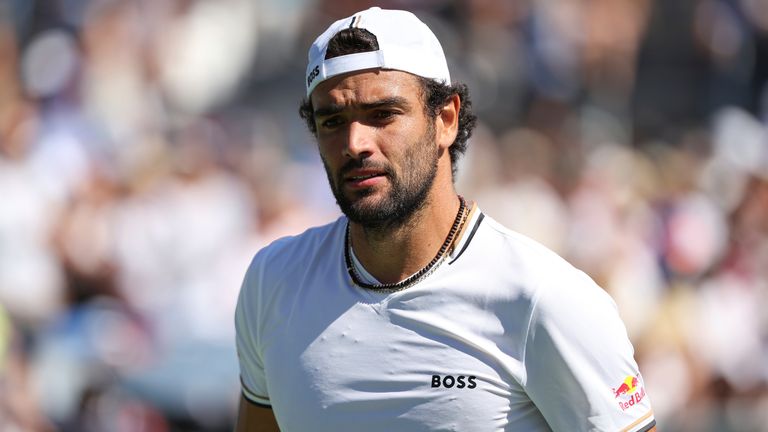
[259,277,547,431]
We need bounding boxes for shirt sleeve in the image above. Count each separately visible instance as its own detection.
[235,256,271,407]
[523,268,655,432]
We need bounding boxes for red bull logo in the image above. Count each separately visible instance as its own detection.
[612,374,646,411]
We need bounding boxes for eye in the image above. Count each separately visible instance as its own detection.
[371,110,397,122]
[319,116,344,130]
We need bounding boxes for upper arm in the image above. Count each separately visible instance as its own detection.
[523,270,655,431]
[235,258,272,405]
[236,395,280,432]
[236,255,279,429]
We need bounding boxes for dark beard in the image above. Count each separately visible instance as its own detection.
[323,126,439,231]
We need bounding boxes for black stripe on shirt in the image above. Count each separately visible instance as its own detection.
[241,391,272,408]
[637,419,656,432]
[240,376,271,407]
[448,212,485,265]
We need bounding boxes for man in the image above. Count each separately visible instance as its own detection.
[235,7,656,432]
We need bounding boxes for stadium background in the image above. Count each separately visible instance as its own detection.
[1,0,767,430]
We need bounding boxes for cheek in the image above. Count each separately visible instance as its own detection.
[318,148,340,179]
[317,140,339,165]
[382,119,431,157]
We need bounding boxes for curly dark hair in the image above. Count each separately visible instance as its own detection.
[298,28,477,179]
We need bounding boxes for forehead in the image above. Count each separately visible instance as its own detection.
[310,69,423,109]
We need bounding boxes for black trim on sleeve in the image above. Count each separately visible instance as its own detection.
[637,419,656,432]
[448,213,485,265]
[242,391,272,408]
[240,376,271,407]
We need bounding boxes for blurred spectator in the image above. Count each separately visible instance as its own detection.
[1,0,767,430]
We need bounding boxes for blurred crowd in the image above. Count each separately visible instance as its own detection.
[1,0,767,431]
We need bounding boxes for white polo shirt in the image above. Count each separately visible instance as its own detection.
[235,208,655,431]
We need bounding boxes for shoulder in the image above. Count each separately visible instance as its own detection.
[477,212,615,310]
[236,217,345,333]
[240,217,346,296]
[251,216,345,273]
[475,213,582,279]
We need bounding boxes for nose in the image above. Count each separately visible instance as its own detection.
[343,121,375,159]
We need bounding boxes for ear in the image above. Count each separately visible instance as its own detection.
[435,94,461,151]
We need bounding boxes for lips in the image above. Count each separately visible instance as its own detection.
[349,173,381,181]
[344,169,387,188]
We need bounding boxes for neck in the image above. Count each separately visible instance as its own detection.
[348,189,463,285]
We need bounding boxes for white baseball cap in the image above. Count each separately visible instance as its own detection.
[305,7,451,96]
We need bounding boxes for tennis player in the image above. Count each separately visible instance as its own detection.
[235,7,656,432]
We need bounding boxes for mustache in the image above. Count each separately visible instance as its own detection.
[338,158,393,178]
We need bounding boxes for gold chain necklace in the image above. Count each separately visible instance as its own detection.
[344,196,468,293]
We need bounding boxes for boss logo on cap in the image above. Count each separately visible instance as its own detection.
[307,65,320,88]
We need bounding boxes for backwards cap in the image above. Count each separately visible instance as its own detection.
[305,7,450,96]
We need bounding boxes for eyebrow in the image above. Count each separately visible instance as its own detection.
[313,96,411,117]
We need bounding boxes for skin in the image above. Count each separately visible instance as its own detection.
[311,69,462,284]
[235,396,280,432]
[318,94,439,232]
